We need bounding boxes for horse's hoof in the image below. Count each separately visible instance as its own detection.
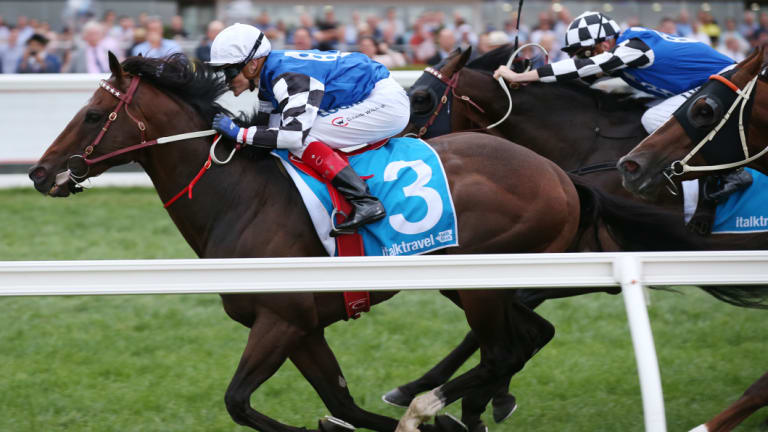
[434,414,467,432]
[382,387,414,407]
[319,416,355,432]
[492,393,517,423]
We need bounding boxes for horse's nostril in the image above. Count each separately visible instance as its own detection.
[621,160,639,174]
[29,166,48,183]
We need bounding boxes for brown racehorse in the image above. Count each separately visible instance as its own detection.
[28,53,582,432]
[613,47,768,432]
[393,46,768,432]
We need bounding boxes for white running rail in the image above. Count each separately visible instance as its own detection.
[3,250,768,431]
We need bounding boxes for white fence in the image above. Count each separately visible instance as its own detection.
[3,250,768,432]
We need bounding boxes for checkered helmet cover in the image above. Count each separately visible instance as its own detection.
[563,11,621,54]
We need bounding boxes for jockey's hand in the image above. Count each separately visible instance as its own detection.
[212,113,241,142]
[493,66,539,84]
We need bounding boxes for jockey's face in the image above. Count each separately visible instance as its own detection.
[228,57,266,97]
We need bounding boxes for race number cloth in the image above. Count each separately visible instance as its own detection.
[271,137,459,256]
[712,168,768,234]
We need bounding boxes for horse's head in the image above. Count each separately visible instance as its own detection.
[405,47,473,139]
[618,47,768,199]
[29,52,151,196]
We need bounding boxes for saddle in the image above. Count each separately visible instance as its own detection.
[686,168,754,235]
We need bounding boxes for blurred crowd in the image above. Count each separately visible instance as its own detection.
[0,5,766,74]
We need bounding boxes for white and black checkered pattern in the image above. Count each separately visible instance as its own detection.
[563,11,621,54]
[239,73,325,149]
[538,37,653,83]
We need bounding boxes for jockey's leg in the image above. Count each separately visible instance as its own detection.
[299,141,386,235]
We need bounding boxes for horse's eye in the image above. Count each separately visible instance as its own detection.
[84,111,103,124]
[687,96,721,128]
[410,91,433,115]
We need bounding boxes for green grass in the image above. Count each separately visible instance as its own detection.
[0,187,766,431]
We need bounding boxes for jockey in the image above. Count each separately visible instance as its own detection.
[208,23,409,235]
[493,11,736,134]
[494,11,751,199]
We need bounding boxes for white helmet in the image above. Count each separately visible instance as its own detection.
[209,23,271,66]
[563,11,621,55]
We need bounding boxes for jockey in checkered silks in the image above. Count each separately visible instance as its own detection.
[209,23,410,235]
[494,11,751,200]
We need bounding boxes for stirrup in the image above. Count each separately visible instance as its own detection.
[330,208,355,237]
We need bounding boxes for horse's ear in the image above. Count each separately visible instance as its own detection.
[108,51,123,80]
[442,46,473,78]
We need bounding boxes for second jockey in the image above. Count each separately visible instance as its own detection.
[209,23,409,235]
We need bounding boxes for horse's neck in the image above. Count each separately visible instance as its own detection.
[139,143,317,258]
[496,84,644,167]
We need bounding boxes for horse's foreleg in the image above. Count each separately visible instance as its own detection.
[691,370,768,432]
[289,329,401,432]
[396,291,554,432]
[225,310,311,432]
[382,331,480,407]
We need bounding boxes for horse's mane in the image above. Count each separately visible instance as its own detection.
[121,54,230,122]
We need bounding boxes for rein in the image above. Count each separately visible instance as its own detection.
[64,74,232,207]
[665,73,762,181]
[416,67,481,138]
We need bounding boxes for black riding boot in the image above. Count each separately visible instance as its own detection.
[330,166,386,236]
[703,168,753,203]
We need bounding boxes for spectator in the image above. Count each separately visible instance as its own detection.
[110,16,135,58]
[195,20,224,62]
[475,30,509,56]
[166,15,188,40]
[530,11,554,44]
[379,8,405,46]
[291,27,314,50]
[409,21,435,64]
[538,31,564,62]
[658,17,679,36]
[719,35,746,62]
[0,28,23,73]
[102,10,117,34]
[504,15,530,45]
[676,10,694,37]
[454,16,477,50]
[316,6,340,51]
[16,16,34,44]
[17,33,61,73]
[358,35,405,68]
[70,21,120,73]
[131,17,181,58]
[427,27,456,66]
[740,11,759,41]
[720,17,749,54]
[50,26,75,72]
[344,11,362,47]
[0,15,9,44]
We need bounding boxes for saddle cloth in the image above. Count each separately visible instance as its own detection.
[271,137,459,256]
[711,168,768,234]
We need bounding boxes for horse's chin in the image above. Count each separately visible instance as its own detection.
[621,172,665,201]
[47,171,78,197]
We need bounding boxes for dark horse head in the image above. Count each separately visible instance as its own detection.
[618,46,768,199]
[28,52,230,198]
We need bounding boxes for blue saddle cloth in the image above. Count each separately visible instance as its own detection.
[272,137,459,256]
[713,168,768,234]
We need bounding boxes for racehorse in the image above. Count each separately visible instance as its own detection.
[389,46,768,431]
[616,45,768,432]
[28,53,583,432]
[618,47,768,199]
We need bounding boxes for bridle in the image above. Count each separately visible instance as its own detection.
[663,72,762,191]
[65,75,226,181]
[412,43,548,139]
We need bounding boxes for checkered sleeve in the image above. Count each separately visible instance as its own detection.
[238,73,325,149]
[537,38,653,83]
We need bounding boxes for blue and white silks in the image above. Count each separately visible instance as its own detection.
[271,137,459,256]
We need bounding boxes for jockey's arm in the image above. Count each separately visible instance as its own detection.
[494,38,652,84]
[236,73,326,150]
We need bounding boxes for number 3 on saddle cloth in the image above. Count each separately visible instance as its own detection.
[271,137,459,319]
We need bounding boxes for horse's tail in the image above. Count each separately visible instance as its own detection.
[568,174,768,309]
